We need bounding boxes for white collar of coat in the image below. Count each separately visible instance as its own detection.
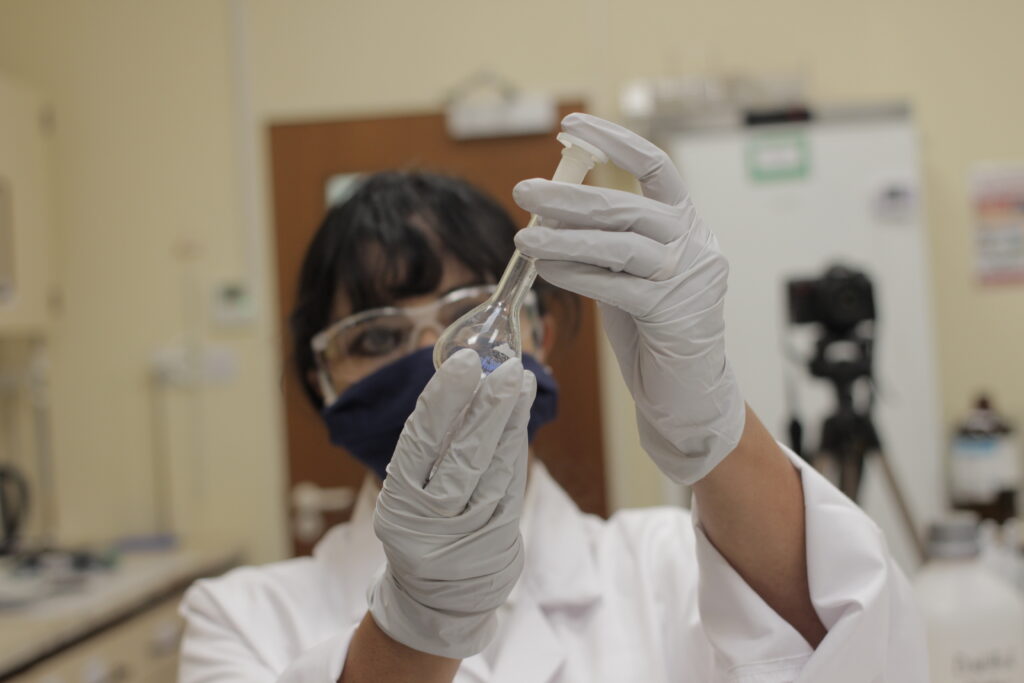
[313,458,605,628]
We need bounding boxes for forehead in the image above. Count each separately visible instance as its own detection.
[330,250,483,320]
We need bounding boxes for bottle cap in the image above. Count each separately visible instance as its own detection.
[961,393,1011,435]
[927,512,981,559]
[556,132,609,165]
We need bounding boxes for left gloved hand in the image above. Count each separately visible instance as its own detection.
[513,113,745,485]
[369,350,535,659]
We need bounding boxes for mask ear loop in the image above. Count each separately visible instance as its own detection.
[524,293,544,354]
[310,333,340,407]
[316,369,338,407]
[523,292,556,377]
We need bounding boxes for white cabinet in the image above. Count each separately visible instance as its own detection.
[0,551,238,683]
[0,74,53,333]
[11,597,183,683]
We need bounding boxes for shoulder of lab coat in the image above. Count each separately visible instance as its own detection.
[177,525,365,682]
[683,444,928,682]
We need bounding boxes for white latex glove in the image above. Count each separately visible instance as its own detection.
[513,113,745,485]
[368,349,536,659]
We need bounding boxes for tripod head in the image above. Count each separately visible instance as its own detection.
[809,328,874,411]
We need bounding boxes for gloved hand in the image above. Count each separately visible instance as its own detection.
[368,349,536,659]
[513,113,745,485]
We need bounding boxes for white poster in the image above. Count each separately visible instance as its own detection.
[971,165,1024,285]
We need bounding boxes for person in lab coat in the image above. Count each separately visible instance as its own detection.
[178,114,927,682]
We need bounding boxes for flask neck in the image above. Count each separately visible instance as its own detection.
[493,250,536,314]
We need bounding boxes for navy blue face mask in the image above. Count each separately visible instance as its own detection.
[321,347,559,480]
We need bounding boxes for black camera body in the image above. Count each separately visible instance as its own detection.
[787,265,876,336]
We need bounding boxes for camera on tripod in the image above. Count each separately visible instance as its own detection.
[787,266,876,336]
[785,263,878,484]
[784,263,923,560]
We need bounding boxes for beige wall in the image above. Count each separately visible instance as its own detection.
[0,0,1021,556]
[0,1,289,561]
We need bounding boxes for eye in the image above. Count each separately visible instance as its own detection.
[348,326,406,357]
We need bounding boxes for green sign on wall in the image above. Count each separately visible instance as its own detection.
[746,132,811,182]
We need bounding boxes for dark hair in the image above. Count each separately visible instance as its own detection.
[290,170,577,407]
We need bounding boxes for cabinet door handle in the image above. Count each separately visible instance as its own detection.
[81,659,130,683]
[0,176,13,304]
[110,663,130,683]
[149,618,184,657]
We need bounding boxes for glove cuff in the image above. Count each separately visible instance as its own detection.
[367,569,498,660]
[640,362,746,485]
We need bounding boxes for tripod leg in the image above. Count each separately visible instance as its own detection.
[876,454,927,564]
[839,449,865,501]
[839,454,855,499]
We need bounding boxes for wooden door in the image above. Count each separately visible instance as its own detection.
[269,104,608,555]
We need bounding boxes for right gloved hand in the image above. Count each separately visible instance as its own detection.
[513,113,745,485]
[367,349,536,659]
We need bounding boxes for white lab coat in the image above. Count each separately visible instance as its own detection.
[178,447,927,682]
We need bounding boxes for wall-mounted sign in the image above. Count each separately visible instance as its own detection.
[971,165,1024,286]
[746,132,811,183]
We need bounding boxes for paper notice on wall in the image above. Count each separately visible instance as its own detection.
[972,165,1024,285]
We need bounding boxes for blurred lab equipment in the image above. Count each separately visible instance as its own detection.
[0,339,57,553]
[1,71,59,557]
[783,264,924,561]
[0,74,53,333]
[978,517,1024,592]
[949,395,1020,523]
[913,515,1024,683]
[645,96,940,570]
[0,545,238,682]
[0,546,117,610]
[0,464,28,555]
[444,71,558,141]
[1001,518,1024,592]
[433,131,606,373]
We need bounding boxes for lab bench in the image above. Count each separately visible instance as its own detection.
[0,548,239,683]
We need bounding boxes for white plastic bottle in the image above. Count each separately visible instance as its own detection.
[914,514,1024,682]
[949,395,1020,523]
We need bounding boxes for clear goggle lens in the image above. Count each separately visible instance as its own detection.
[312,287,539,402]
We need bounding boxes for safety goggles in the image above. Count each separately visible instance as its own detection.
[312,284,540,404]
